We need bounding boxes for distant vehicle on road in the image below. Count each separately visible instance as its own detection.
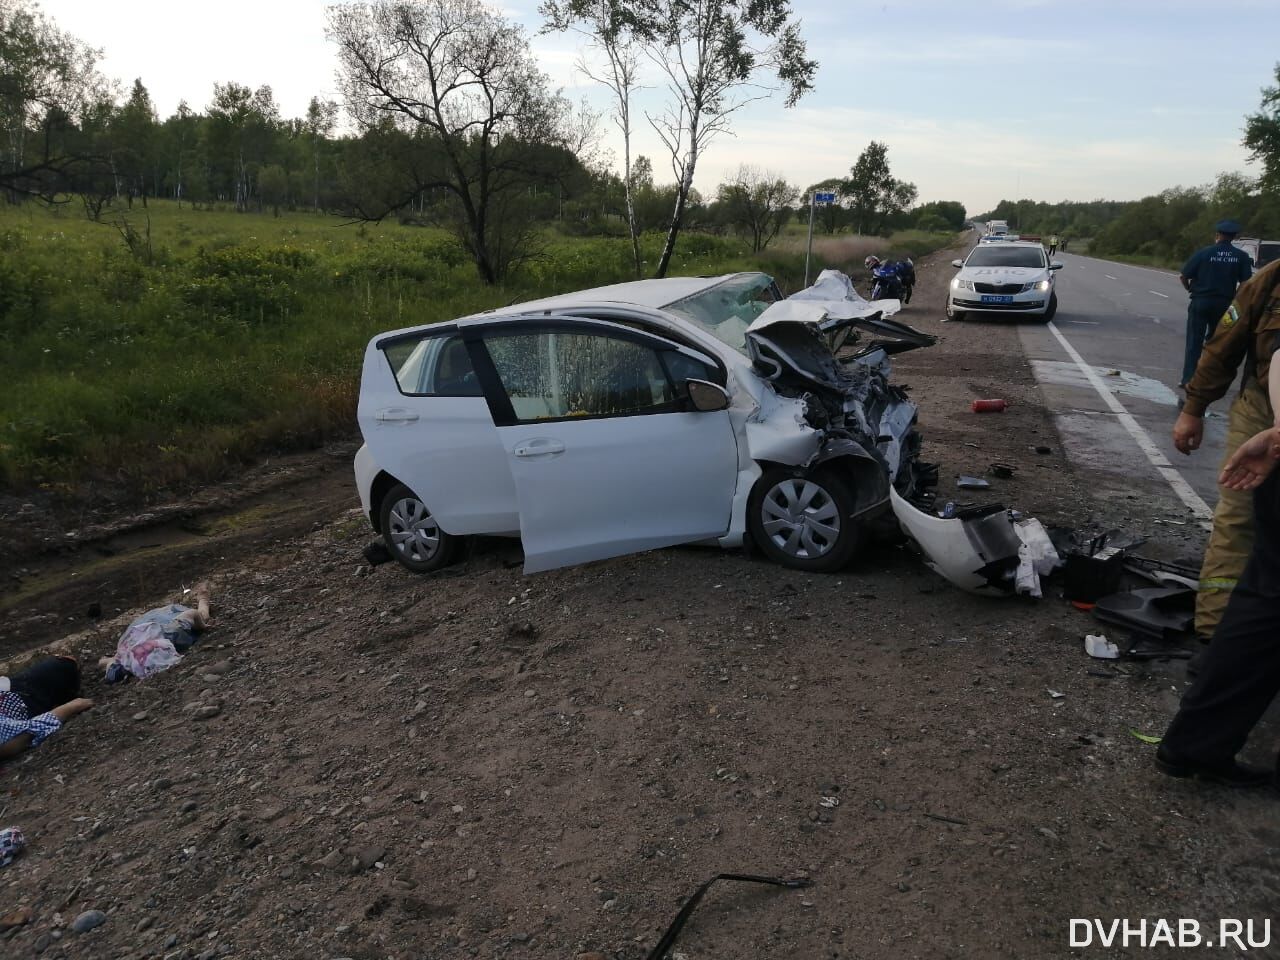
[985,220,1009,237]
[1231,237,1280,269]
[946,240,1063,322]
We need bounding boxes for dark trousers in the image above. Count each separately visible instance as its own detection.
[9,656,80,717]
[1182,297,1231,385]
[1162,471,1280,764]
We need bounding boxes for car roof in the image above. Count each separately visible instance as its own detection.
[972,240,1042,249]
[470,273,758,316]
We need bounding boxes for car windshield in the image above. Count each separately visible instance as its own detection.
[965,246,1045,268]
[661,273,780,353]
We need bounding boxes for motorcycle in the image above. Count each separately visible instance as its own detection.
[870,259,915,304]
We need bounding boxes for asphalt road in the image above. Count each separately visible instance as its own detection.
[1011,251,1231,520]
[939,246,1240,528]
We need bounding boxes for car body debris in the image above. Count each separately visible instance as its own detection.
[1084,634,1120,659]
[890,489,1060,598]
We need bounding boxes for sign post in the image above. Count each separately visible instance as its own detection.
[805,192,836,287]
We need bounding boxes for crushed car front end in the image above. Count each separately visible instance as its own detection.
[743,303,935,514]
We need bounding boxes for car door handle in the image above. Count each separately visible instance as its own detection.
[375,407,420,423]
[513,438,566,458]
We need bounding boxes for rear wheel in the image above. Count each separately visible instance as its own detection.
[379,483,459,574]
[747,467,861,572]
[945,300,966,322]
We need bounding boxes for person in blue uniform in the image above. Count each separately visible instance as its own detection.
[1178,219,1253,387]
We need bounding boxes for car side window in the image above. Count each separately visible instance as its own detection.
[382,333,482,397]
[483,331,679,421]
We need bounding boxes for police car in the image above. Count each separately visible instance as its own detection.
[946,240,1062,322]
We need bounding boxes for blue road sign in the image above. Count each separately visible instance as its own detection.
[814,192,836,204]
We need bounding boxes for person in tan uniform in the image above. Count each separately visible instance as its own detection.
[1157,349,1280,788]
[1172,259,1280,643]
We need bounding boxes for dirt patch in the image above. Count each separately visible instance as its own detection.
[0,443,359,661]
[0,243,1274,959]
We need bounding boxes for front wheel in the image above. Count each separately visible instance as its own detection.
[747,467,862,572]
[945,300,966,321]
[1041,291,1058,322]
[870,282,884,301]
[379,483,459,574]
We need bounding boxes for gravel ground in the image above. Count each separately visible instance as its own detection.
[1,242,1275,960]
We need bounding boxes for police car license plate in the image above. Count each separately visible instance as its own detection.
[981,295,1014,304]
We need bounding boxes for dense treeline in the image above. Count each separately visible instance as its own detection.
[2,0,836,282]
[978,176,1280,264]
[1090,176,1280,264]
[975,199,1134,241]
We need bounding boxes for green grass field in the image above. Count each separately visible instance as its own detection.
[0,200,953,499]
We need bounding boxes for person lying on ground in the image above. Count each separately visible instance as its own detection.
[99,581,212,681]
[0,656,94,762]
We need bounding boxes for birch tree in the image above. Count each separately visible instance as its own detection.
[541,0,646,275]
[0,0,108,200]
[640,0,814,277]
[305,96,338,212]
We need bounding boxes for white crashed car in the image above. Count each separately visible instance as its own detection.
[946,240,1062,321]
[354,270,935,575]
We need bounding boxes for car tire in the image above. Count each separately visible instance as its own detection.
[945,300,966,321]
[1041,292,1058,322]
[379,483,458,574]
[747,466,861,573]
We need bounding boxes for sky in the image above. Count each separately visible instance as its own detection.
[35,0,1280,215]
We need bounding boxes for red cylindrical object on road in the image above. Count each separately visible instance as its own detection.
[971,398,1008,413]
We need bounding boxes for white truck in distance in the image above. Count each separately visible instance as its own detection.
[985,220,1009,237]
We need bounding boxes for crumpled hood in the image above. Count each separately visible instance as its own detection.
[747,298,898,332]
[742,270,935,390]
[780,269,900,316]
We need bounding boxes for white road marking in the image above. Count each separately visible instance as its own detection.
[1070,255,1179,280]
[1066,320,1099,324]
[1046,321,1212,523]
[1149,290,1169,298]
[1105,274,1118,280]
